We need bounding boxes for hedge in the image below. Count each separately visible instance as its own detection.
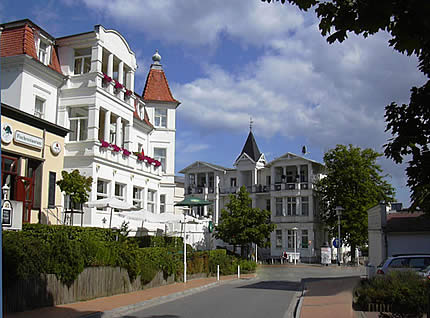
[3,224,256,287]
[354,271,430,317]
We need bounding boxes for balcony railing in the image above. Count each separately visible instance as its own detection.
[199,182,312,195]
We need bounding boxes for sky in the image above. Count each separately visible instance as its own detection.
[1,1,425,206]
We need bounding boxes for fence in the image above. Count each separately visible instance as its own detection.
[5,267,175,313]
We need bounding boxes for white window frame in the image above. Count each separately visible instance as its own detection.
[159,194,166,213]
[301,230,309,248]
[133,186,144,209]
[34,96,45,118]
[69,107,88,142]
[287,197,297,216]
[114,183,126,201]
[154,108,167,128]
[275,230,282,248]
[147,189,156,213]
[37,38,51,65]
[301,196,309,216]
[275,198,283,216]
[74,48,92,75]
[154,148,167,172]
[96,179,109,211]
[287,230,294,249]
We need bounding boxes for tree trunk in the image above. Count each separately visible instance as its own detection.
[350,243,356,265]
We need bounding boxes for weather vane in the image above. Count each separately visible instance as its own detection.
[249,117,254,131]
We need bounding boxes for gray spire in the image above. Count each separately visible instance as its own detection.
[152,50,161,64]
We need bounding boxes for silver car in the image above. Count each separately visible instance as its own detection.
[376,254,430,275]
[418,264,430,280]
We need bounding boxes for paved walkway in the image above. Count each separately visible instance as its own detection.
[5,274,254,318]
[299,276,360,318]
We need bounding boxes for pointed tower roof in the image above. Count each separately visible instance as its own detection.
[239,130,262,162]
[142,50,180,105]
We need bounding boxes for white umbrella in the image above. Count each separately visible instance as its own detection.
[85,197,138,228]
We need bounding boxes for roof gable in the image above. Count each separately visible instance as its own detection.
[179,161,229,174]
[235,131,261,164]
[268,152,323,166]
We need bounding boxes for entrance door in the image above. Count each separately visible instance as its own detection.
[16,176,34,223]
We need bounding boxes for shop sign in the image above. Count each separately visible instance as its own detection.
[14,130,43,149]
[51,141,62,155]
[2,200,13,227]
[1,122,13,144]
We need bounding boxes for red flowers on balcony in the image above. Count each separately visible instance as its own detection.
[114,81,123,90]
[100,140,110,148]
[122,148,131,157]
[102,73,112,83]
[100,140,130,157]
[133,151,161,168]
[125,89,132,97]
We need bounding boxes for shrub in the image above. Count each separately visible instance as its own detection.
[354,271,429,317]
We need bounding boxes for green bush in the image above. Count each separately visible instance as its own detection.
[3,224,256,287]
[354,271,430,317]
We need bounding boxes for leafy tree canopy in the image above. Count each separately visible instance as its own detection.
[262,0,430,212]
[56,170,92,207]
[315,145,395,254]
[215,186,275,251]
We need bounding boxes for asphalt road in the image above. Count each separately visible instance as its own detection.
[121,265,364,318]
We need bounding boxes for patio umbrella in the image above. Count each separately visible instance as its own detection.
[174,196,212,283]
[85,197,138,228]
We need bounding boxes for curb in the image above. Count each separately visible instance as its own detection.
[79,278,256,318]
[292,281,306,318]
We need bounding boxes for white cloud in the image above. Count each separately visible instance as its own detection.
[75,0,305,47]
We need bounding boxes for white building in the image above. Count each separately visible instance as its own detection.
[180,130,326,261]
[1,19,180,233]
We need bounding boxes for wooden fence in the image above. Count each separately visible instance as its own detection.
[5,267,176,313]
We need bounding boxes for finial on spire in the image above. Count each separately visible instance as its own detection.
[152,49,161,64]
[249,117,254,131]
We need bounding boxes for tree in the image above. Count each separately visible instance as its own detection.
[261,0,430,212]
[215,186,275,258]
[315,145,394,261]
[57,170,92,225]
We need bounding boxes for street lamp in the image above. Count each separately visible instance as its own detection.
[292,227,298,265]
[335,206,344,266]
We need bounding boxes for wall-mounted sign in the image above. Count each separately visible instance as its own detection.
[1,122,13,144]
[51,141,62,155]
[14,130,43,149]
[2,200,13,227]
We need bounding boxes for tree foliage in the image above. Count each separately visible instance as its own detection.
[56,169,93,207]
[315,145,394,256]
[262,0,430,212]
[215,186,275,253]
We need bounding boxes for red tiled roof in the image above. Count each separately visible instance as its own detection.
[142,68,179,103]
[0,23,62,75]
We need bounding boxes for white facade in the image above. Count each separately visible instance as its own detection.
[1,20,180,234]
[180,132,326,260]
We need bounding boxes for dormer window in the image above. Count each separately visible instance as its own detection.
[74,48,91,75]
[35,34,51,65]
[154,108,167,128]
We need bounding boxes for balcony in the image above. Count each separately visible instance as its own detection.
[65,141,162,176]
[187,186,216,195]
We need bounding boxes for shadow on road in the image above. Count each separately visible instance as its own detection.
[237,280,302,292]
[301,276,361,297]
[124,316,180,318]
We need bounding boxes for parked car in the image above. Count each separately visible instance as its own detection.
[376,254,430,275]
[418,264,430,280]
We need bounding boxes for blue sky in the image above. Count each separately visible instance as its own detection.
[2,1,425,206]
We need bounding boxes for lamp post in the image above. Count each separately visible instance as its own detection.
[292,227,298,265]
[335,206,344,266]
[183,211,187,283]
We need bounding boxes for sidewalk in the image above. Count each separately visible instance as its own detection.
[5,274,255,318]
[299,276,361,318]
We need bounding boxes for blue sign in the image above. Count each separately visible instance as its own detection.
[333,238,342,248]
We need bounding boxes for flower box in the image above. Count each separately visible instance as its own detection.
[122,148,131,157]
[100,140,110,148]
[102,74,112,87]
[111,144,121,152]
[125,89,132,97]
